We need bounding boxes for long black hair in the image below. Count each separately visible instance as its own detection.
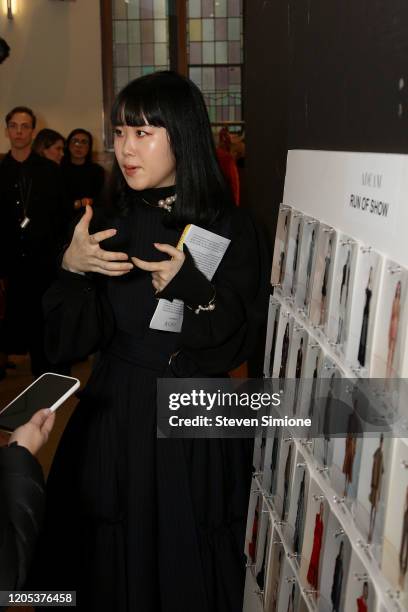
[64,128,94,164]
[109,70,234,228]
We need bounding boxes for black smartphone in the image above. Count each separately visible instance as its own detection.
[0,372,80,432]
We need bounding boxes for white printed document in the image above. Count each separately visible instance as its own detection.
[149,224,230,332]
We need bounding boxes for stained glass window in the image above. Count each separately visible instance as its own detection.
[112,0,170,94]
[187,0,243,126]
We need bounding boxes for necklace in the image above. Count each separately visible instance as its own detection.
[141,194,176,212]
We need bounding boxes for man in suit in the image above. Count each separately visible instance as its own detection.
[0,107,67,377]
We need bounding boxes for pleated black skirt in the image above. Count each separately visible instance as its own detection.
[30,345,252,612]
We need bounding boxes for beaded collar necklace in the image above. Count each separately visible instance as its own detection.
[141,194,176,212]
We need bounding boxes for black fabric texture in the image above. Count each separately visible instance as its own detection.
[29,191,269,611]
[0,446,45,591]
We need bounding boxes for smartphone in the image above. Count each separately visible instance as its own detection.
[0,372,80,432]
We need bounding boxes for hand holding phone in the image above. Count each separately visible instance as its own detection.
[9,409,56,456]
[0,372,80,433]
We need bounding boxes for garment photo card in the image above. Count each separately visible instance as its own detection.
[312,357,343,469]
[273,433,295,522]
[299,481,329,598]
[267,426,282,500]
[264,297,281,378]
[252,429,267,475]
[286,450,310,561]
[345,248,383,375]
[260,426,279,494]
[254,501,273,593]
[318,513,352,612]
[264,530,285,611]
[342,552,377,612]
[295,216,319,311]
[276,558,301,612]
[246,487,262,564]
[381,439,408,603]
[326,236,358,354]
[282,211,304,299]
[296,342,323,423]
[271,310,294,380]
[329,414,363,508]
[309,225,338,328]
[285,325,309,416]
[371,262,408,379]
[271,206,291,288]
[353,434,391,564]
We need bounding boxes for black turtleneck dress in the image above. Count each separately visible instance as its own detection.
[30,187,269,612]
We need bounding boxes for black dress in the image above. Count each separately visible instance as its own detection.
[30,187,269,612]
[358,286,372,367]
[293,472,305,554]
[279,323,290,379]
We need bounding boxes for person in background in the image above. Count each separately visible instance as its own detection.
[32,129,65,165]
[0,37,10,65]
[61,128,105,215]
[216,126,240,206]
[0,106,67,378]
[0,408,55,590]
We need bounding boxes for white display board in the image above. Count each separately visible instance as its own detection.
[283,150,408,377]
[283,150,408,268]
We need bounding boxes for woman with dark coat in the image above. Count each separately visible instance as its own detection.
[61,128,105,214]
[30,71,269,611]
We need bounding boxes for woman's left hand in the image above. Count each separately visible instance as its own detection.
[131,243,185,293]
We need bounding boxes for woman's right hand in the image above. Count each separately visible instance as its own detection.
[62,205,134,276]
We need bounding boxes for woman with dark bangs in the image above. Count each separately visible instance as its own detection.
[31,71,268,611]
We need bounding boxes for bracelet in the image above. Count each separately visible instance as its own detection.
[187,289,216,315]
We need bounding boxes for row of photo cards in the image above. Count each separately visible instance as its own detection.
[246,436,408,611]
[271,205,408,378]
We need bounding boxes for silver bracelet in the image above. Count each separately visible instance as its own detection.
[187,290,216,315]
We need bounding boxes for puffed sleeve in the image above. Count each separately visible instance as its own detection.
[0,445,45,590]
[157,209,270,375]
[43,270,115,365]
[42,208,117,365]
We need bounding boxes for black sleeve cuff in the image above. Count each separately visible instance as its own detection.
[58,268,96,292]
[156,246,214,308]
[0,446,45,489]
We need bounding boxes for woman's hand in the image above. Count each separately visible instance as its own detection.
[9,408,56,456]
[62,205,134,276]
[132,243,185,293]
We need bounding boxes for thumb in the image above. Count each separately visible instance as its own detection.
[78,204,93,233]
[29,408,53,428]
[40,411,56,438]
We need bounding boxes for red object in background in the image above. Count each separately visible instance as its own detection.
[216,127,240,206]
[307,511,324,590]
[356,597,368,612]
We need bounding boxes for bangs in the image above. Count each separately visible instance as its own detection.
[111,81,166,128]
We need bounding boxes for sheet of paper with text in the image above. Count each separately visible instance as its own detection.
[149,224,231,333]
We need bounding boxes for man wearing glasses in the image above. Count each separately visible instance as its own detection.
[0,107,67,378]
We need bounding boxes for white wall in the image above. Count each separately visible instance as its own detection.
[0,0,104,153]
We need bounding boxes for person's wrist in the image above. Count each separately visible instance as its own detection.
[62,249,84,275]
[9,436,37,456]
